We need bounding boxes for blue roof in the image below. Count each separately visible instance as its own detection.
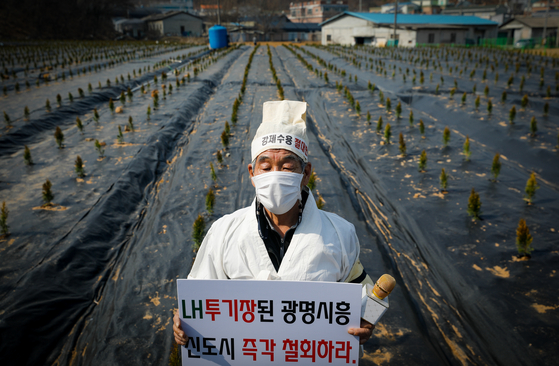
[321,11,498,26]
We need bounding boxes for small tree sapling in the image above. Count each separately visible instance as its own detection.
[530,117,537,137]
[487,99,492,114]
[23,145,33,165]
[516,218,533,258]
[216,150,223,164]
[443,126,450,147]
[95,139,105,158]
[524,172,539,204]
[206,189,215,213]
[501,91,507,103]
[384,123,391,144]
[463,136,471,160]
[147,106,151,120]
[543,102,549,116]
[509,106,516,124]
[376,116,383,133]
[192,215,205,252]
[109,98,114,113]
[117,125,124,144]
[221,130,229,147]
[75,155,85,177]
[461,92,467,105]
[386,98,391,113]
[307,170,317,191]
[419,119,425,136]
[366,111,371,124]
[46,99,51,112]
[127,116,134,132]
[521,94,528,109]
[399,132,406,156]
[467,188,482,220]
[0,201,9,237]
[42,179,54,206]
[395,101,401,118]
[93,108,99,122]
[56,93,62,107]
[418,150,427,171]
[54,126,64,148]
[210,163,217,182]
[491,153,501,182]
[474,95,480,110]
[440,168,448,192]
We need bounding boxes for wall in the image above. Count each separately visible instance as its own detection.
[162,13,203,36]
[416,29,468,44]
[322,16,371,45]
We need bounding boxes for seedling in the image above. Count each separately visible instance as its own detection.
[399,133,406,156]
[356,101,361,115]
[467,188,482,220]
[206,189,215,213]
[120,92,125,105]
[0,201,8,237]
[384,123,391,144]
[93,108,99,122]
[75,155,85,177]
[386,98,391,113]
[76,117,83,133]
[501,91,507,103]
[443,126,450,146]
[461,92,467,105]
[109,98,114,113]
[487,99,492,114]
[418,150,427,171]
[210,162,217,182]
[484,85,489,98]
[46,99,51,112]
[543,102,549,116]
[54,126,64,148]
[95,139,105,158]
[491,153,501,181]
[216,150,223,164]
[409,110,414,126]
[376,116,383,133]
[221,130,229,147]
[530,117,537,137]
[307,170,317,191]
[57,94,62,107]
[366,111,371,124]
[419,119,425,136]
[395,101,401,118]
[524,172,539,204]
[192,214,205,252]
[463,136,471,160]
[42,179,54,206]
[117,125,124,144]
[23,145,33,165]
[509,106,516,124]
[521,94,528,109]
[147,106,151,120]
[516,219,533,258]
[440,168,448,192]
[450,88,456,98]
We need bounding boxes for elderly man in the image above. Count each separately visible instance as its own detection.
[173,100,374,347]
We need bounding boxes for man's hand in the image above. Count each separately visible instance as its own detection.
[348,319,374,345]
[173,310,188,345]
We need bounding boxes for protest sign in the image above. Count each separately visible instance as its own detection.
[177,279,362,365]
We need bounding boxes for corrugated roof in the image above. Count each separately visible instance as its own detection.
[142,11,202,22]
[321,11,498,26]
[504,16,559,28]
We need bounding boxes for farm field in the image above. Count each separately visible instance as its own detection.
[0,41,558,366]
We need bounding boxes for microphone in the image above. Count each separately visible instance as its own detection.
[361,274,396,325]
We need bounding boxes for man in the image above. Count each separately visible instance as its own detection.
[173,100,374,347]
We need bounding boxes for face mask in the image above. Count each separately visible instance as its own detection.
[252,171,303,215]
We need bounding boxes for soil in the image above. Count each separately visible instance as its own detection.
[0,43,558,366]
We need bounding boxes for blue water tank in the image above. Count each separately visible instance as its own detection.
[209,25,228,49]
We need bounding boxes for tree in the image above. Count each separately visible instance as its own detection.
[418,150,427,171]
[463,136,471,161]
[491,153,501,182]
[42,179,54,206]
[206,189,215,214]
[192,214,205,252]
[399,133,406,156]
[524,172,539,204]
[24,145,33,165]
[442,126,450,147]
[54,126,64,148]
[0,201,9,237]
[467,188,482,220]
[516,219,533,258]
[384,123,391,144]
[75,155,85,178]
[440,168,448,192]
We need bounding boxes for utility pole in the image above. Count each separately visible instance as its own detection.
[359,0,362,12]
[393,0,398,46]
[217,0,221,26]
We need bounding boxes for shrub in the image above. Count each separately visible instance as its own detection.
[524,172,539,204]
[399,132,406,156]
[42,179,54,206]
[95,139,105,158]
[75,155,85,177]
[76,117,83,133]
[376,116,383,133]
[0,201,8,237]
[54,126,64,148]
[442,126,450,146]
[440,168,448,192]
[491,153,501,181]
[384,123,391,144]
[206,189,215,213]
[509,106,516,124]
[516,219,533,257]
[192,214,205,251]
[530,116,537,137]
[418,150,427,171]
[463,136,471,160]
[419,119,425,136]
[467,188,482,220]
[210,163,217,182]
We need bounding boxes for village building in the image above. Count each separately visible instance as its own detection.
[289,1,349,23]
[320,11,498,47]
[143,11,203,37]
[380,2,421,14]
[441,3,510,25]
[499,16,559,45]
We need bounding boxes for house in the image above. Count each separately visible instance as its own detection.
[114,18,147,38]
[320,12,498,47]
[143,11,203,37]
[499,16,559,43]
[441,3,510,25]
[289,1,348,23]
[381,2,421,14]
[227,15,321,42]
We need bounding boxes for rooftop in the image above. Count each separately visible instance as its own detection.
[320,11,499,26]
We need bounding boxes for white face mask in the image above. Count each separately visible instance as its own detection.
[252,171,303,215]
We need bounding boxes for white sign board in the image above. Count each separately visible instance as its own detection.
[177,279,362,365]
